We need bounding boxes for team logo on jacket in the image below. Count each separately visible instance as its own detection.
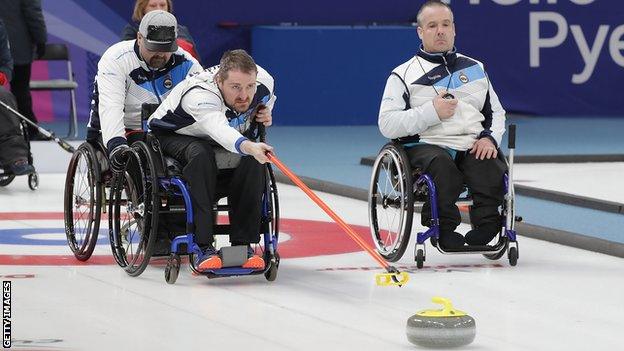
[459,72,469,84]
[163,75,173,89]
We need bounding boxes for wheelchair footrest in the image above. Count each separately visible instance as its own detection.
[436,243,505,253]
[220,245,248,267]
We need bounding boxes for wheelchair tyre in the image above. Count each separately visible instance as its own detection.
[165,254,181,284]
[369,143,414,262]
[0,174,15,187]
[508,246,518,266]
[64,143,102,261]
[416,248,425,269]
[255,164,280,271]
[264,252,280,282]
[109,141,159,276]
[28,172,39,190]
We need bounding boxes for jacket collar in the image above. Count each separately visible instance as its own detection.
[417,45,458,66]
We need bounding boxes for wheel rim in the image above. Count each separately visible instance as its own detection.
[248,165,280,269]
[116,154,150,270]
[66,148,97,256]
[110,143,157,276]
[369,148,410,257]
[0,174,15,186]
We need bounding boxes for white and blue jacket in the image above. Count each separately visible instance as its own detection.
[147,65,276,155]
[87,39,202,154]
[378,46,506,151]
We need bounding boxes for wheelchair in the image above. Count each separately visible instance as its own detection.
[0,118,40,191]
[368,125,520,268]
[105,105,280,284]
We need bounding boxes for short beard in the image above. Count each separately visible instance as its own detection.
[148,56,167,69]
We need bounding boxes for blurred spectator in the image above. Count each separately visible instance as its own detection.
[121,0,201,62]
[0,0,47,140]
[0,19,34,176]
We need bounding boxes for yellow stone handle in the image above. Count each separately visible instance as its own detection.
[416,297,468,317]
[431,297,455,314]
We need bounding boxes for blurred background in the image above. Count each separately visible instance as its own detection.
[36,0,623,124]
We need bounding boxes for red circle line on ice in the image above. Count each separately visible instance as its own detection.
[0,212,374,265]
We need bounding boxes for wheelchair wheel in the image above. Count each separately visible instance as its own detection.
[265,252,280,282]
[415,248,425,269]
[109,141,159,277]
[165,254,181,284]
[28,172,39,190]
[368,143,414,262]
[255,164,280,278]
[508,246,518,266]
[0,174,15,187]
[64,142,102,261]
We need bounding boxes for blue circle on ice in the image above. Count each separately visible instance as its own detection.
[0,228,108,245]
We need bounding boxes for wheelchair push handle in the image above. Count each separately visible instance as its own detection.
[508,124,516,149]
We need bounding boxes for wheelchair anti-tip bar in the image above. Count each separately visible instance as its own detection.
[0,98,76,153]
[267,151,409,287]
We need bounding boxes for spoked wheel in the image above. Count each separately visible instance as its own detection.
[165,254,181,284]
[256,164,280,280]
[28,172,39,190]
[368,143,414,262]
[0,173,15,187]
[109,141,159,277]
[63,142,102,261]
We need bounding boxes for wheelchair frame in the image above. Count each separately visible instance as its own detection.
[368,125,519,268]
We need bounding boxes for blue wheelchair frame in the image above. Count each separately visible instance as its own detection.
[163,166,279,281]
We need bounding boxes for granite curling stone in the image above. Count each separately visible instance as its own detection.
[406,297,476,348]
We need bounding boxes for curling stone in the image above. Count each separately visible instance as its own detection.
[406,297,476,348]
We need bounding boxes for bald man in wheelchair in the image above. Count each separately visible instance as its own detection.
[378,1,507,249]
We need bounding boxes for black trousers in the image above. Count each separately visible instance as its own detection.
[10,64,38,136]
[406,143,507,232]
[0,88,28,166]
[157,133,265,247]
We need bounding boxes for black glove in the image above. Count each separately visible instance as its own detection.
[35,43,46,59]
[109,145,130,173]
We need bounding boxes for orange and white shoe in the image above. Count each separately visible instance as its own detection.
[242,255,265,270]
[195,249,222,271]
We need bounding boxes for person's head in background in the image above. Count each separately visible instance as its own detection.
[136,10,178,69]
[416,0,455,53]
[132,0,173,22]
